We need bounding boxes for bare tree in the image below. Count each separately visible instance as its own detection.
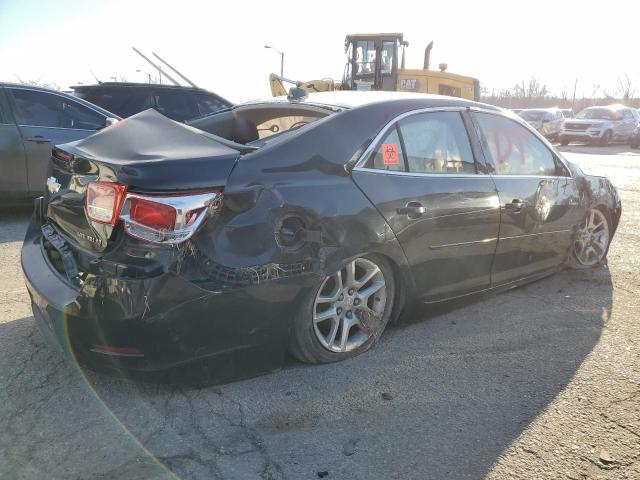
[15,76,60,90]
[616,74,635,102]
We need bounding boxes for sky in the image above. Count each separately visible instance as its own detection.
[1,0,639,103]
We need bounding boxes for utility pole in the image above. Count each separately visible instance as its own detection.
[572,78,577,112]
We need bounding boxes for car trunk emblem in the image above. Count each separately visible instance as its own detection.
[46,176,61,194]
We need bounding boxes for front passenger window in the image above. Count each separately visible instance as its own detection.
[473,113,557,176]
[11,89,105,130]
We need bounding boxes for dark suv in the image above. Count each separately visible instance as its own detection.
[71,83,232,122]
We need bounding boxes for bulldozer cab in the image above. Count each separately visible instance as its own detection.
[342,33,404,92]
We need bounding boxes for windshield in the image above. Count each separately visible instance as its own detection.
[577,108,617,120]
[519,111,546,121]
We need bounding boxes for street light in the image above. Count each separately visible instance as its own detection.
[264,45,284,77]
[136,69,152,83]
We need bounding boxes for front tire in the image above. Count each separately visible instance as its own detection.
[567,207,611,269]
[559,136,569,146]
[289,255,396,364]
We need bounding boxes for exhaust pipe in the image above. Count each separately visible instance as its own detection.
[423,41,434,70]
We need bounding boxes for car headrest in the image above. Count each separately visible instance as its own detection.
[232,117,259,144]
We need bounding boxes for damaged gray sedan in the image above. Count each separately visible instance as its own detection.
[21,91,621,382]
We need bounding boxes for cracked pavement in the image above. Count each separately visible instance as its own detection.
[0,145,638,479]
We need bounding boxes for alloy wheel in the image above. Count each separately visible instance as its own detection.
[313,258,387,353]
[573,208,610,266]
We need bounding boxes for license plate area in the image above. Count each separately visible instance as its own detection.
[41,223,81,287]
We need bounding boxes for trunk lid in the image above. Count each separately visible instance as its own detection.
[45,109,243,252]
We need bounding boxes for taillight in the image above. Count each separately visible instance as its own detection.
[85,182,127,225]
[130,198,176,230]
[52,147,74,164]
[121,191,220,244]
[85,181,219,244]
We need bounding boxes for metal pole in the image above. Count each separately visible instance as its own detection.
[280,52,284,78]
[131,47,181,86]
[152,52,198,88]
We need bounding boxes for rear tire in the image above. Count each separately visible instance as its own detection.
[560,136,569,146]
[288,255,396,364]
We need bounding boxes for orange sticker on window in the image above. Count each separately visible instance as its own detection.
[381,143,399,165]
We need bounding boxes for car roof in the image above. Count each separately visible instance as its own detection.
[240,90,497,112]
[0,82,66,92]
[71,82,214,92]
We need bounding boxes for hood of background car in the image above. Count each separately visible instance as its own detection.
[565,118,611,127]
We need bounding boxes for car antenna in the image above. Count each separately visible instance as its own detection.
[152,52,198,88]
[131,47,182,86]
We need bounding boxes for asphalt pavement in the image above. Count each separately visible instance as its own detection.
[0,145,638,480]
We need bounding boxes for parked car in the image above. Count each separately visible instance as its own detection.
[630,123,640,148]
[518,108,564,141]
[0,83,119,204]
[71,82,232,122]
[22,92,621,381]
[560,105,639,146]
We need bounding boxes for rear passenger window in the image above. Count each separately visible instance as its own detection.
[473,112,557,176]
[368,126,406,172]
[398,111,475,174]
[81,89,152,118]
[152,91,199,122]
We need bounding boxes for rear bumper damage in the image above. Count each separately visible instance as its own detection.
[22,201,319,380]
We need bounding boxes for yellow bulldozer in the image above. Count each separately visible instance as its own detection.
[269,33,480,100]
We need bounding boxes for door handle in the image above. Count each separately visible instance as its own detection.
[25,136,51,144]
[504,198,528,212]
[397,202,427,218]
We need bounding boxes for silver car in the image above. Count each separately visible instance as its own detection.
[518,109,564,141]
[0,83,119,204]
[560,105,639,146]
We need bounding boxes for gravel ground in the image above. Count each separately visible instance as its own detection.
[0,145,638,480]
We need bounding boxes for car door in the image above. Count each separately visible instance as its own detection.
[470,111,580,285]
[8,87,108,194]
[0,87,29,198]
[352,109,501,301]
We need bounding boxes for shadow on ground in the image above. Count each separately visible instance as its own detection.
[0,266,613,480]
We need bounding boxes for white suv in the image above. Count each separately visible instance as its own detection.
[559,105,639,146]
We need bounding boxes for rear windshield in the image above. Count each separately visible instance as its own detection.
[189,104,335,146]
[76,88,153,118]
